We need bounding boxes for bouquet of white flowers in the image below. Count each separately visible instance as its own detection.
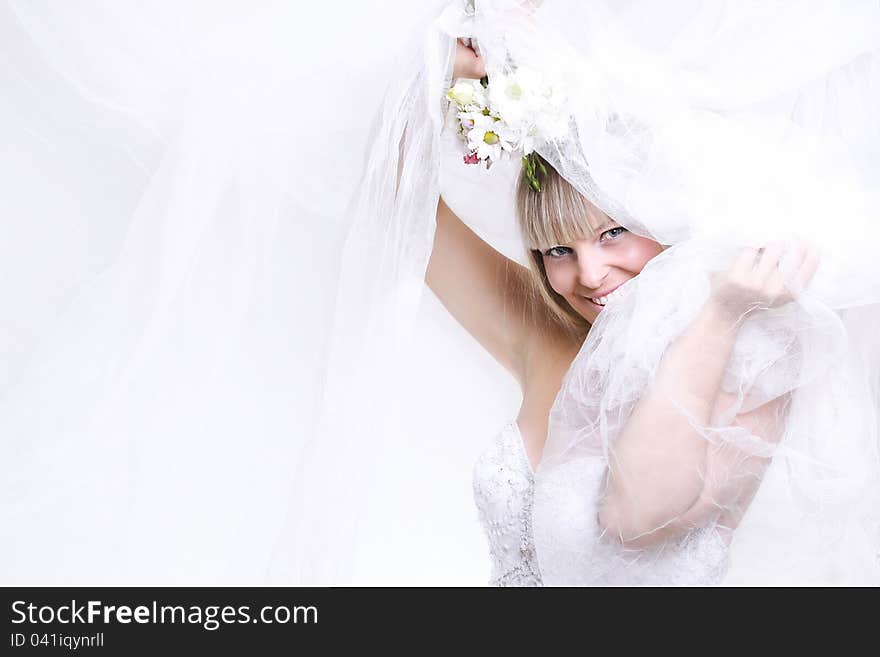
[446,67,568,191]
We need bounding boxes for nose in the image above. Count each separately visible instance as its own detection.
[575,247,610,290]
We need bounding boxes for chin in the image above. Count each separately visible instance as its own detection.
[570,299,599,324]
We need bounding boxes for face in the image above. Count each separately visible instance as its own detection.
[540,219,663,324]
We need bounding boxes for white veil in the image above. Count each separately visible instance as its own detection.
[310,0,880,584]
[1,0,498,584]
[3,0,879,586]
[472,0,880,585]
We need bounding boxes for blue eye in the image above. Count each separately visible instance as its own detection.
[542,246,572,258]
[600,227,627,242]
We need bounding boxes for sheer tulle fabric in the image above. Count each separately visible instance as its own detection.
[470,0,880,584]
[2,0,879,586]
[310,1,880,584]
[329,0,880,584]
[1,0,498,584]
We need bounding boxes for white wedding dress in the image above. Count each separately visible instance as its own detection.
[473,421,731,586]
[472,422,543,586]
[3,0,879,586]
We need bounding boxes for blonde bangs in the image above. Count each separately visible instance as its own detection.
[515,162,606,251]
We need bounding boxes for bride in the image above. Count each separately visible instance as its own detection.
[319,1,880,585]
[2,0,878,586]
[432,40,822,585]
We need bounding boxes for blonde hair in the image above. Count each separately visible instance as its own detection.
[515,156,607,339]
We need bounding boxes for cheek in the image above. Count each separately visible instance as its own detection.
[545,264,571,297]
[627,237,663,270]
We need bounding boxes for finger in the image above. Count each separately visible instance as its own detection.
[790,246,820,293]
[471,49,487,78]
[754,242,785,282]
[764,268,788,304]
[455,43,486,79]
[777,241,807,281]
[731,247,760,275]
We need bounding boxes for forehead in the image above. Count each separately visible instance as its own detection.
[584,214,617,234]
[519,170,621,249]
[539,207,618,247]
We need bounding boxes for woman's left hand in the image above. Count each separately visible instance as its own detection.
[709,242,820,320]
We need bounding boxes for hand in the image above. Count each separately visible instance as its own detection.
[709,242,820,320]
[452,38,486,80]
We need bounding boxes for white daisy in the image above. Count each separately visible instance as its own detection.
[467,114,513,162]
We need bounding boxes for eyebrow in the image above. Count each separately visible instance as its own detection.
[591,218,617,234]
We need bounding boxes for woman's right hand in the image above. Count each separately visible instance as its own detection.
[452,38,486,80]
[709,242,820,321]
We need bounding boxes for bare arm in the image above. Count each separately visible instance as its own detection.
[598,244,818,546]
[426,197,539,383]
[597,298,739,545]
[423,40,549,383]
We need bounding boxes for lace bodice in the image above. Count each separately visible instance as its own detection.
[473,422,731,586]
[472,422,543,586]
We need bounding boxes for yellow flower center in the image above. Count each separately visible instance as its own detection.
[483,131,499,145]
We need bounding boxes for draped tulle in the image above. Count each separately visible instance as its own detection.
[0,0,508,585]
[3,0,879,586]
[469,0,880,585]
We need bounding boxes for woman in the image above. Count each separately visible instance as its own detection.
[2,0,877,586]
[427,40,822,586]
[309,0,880,585]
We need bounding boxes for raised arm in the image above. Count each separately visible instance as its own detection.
[597,243,819,547]
[426,197,538,383]
[424,39,547,384]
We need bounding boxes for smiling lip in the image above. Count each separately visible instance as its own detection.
[583,283,623,305]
